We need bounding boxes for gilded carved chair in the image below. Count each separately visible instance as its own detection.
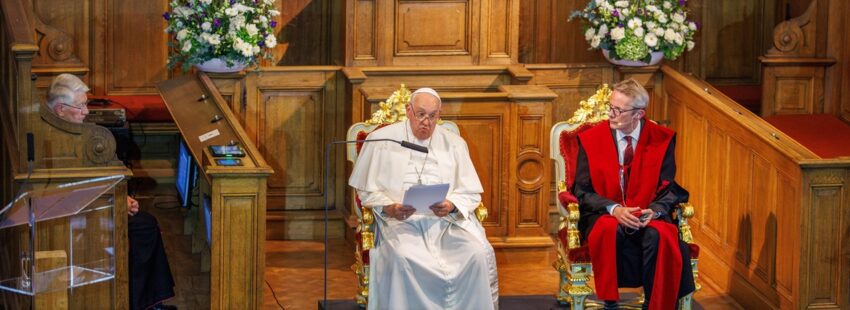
[550,85,701,310]
[346,85,488,307]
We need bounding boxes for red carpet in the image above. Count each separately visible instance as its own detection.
[765,114,850,159]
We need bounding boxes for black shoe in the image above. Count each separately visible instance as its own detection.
[153,305,177,310]
[603,300,619,310]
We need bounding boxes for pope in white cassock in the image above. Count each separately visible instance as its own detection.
[349,88,499,310]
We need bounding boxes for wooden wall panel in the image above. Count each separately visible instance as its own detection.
[761,65,826,116]
[261,91,323,204]
[396,1,469,54]
[351,0,377,65]
[840,1,850,121]
[102,0,169,95]
[525,64,614,123]
[749,154,775,283]
[439,105,509,236]
[511,104,549,237]
[698,0,774,84]
[277,0,333,65]
[484,0,512,61]
[701,119,726,245]
[773,169,797,299]
[801,169,847,309]
[518,0,601,64]
[242,67,344,239]
[244,69,341,212]
[725,136,750,262]
[345,0,517,66]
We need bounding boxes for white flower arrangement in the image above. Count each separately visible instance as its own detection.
[570,0,697,63]
[164,0,280,71]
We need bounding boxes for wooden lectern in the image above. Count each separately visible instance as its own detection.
[157,74,273,309]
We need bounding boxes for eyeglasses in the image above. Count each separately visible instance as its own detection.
[61,103,87,111]
[411,111,439,122]
[608,105,643,117]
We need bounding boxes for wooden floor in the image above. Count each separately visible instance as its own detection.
[138,184,742,310]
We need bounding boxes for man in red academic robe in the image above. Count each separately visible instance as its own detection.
[573,79,694,310]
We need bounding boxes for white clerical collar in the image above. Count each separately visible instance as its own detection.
[615,119,642,144]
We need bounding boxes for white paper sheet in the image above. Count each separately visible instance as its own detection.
[402,183,450,214]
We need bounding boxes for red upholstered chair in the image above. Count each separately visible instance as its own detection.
[345,85,488,307]
[550,84,700,310]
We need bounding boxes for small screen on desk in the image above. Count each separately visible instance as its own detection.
[209,145,245,157]
[176,139,198,208]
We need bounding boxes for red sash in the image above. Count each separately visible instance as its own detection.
[579,120,682,309]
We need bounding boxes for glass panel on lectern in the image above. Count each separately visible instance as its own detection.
[0,175,123,300]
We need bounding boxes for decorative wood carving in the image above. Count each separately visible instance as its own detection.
[760,0,837,117]
[38,103,123,167]
[30,0,84,67]
[766,0,818,57]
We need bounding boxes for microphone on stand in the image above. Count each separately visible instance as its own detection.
[321,137,427,309]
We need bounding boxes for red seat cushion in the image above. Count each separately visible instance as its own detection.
[88,95,173,122]
[568,245,592,263]
[688,243,699,259]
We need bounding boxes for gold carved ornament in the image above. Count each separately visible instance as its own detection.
[566,84,611,125]
[364,84,412,126]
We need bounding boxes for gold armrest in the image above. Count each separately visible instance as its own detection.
[474,203,488,222]
[360,206,375,251]
[676,202,694,243]
[566,202,582,249]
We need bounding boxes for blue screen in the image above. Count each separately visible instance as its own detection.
[203,194,212,246]
[175,139,197,207]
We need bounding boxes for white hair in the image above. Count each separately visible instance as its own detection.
[47,74,89,109]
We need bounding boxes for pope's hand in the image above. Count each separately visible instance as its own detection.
[128,197,139,216]
[383,203,415,221]
[429,200,455,218]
